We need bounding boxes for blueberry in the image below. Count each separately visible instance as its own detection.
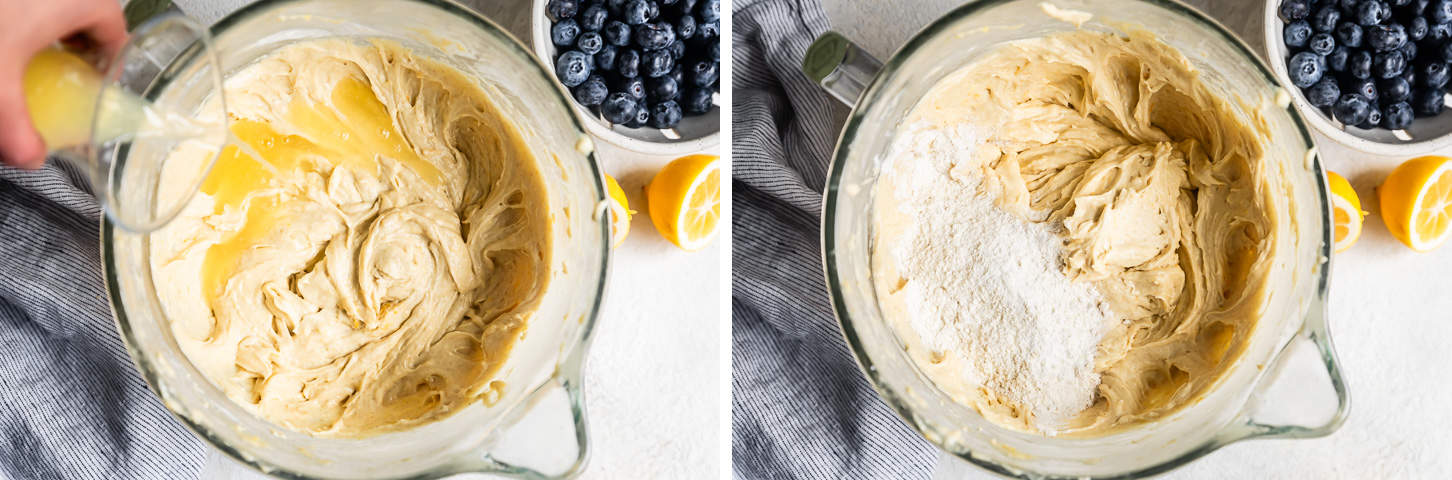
[1350,49,1375,78]
[1414,0,1433,11]
[604,21,632,46]
[1435,0,1452,23]
[1368,24,1408,51]
[1328,45,1351,70]
[697,20,720,39]
[1410,16,1430,41]
[1288,22,1314,49]
[697,0,721,22]
[646,100,682,128]
[682,87,712,114]
[1431,22,1452,42]
[615,76,646,99]
[552,19,581,47]
[645,1,660,22]
[1338,0,1359,9]
[573,75,608,106]
[676,15,697,39]
[1374,50,1407,78]
[635,22,675,50]
[555,50,592,87]
[1383,101,1415,127]
[579,5,608,31]
[1312,6,1341,31]
[617,48,641,77]
[669,65,684,85]
[709,42,721,62]
[595,44,619,71]
[1310,33,1338,54]
[601,92,638,124]
[1423,60,1451,87]
[1336,22,1365,48]
[667,40,686,59]
[1349,77,1379,101]
[1381,76,1413,102]
[1443,40,1452,61]
[1400,41,1417,61]
[623,0,651,24]
[608,0,628,13]
[1390,0,1411,6]
[1356,1,1389,26]
[643,48,674,77]
[1358,106,1384,128]
[548,0,579,19]
[1307,78,1342,106]
[1333,93,1373,124]
[628,105,651,128]
[1288,51,1327,87]
[577,32,604,55]
[687,60,719,87]
[647,75,680,101]
[1415,87,1446,115]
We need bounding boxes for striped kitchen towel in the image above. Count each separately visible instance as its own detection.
[730,0,938,477]
[0,161,204,478]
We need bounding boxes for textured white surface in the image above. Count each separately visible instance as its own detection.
[822,0,1452,477]
[172,1,722,478]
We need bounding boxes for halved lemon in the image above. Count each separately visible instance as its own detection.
[1326,170,1364,253]
[1379,155,1452,252]
[645,154,720,251]
[604,174,632,248]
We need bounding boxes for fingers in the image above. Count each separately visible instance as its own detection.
[80,0,128,66]
[0,81,47,169]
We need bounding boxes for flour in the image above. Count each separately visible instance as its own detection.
[885,122,1112,432]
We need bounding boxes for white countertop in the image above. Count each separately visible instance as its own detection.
[171,1,722,478]
[823,0,1452,478]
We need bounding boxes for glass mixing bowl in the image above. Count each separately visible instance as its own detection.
[807,0,1348,477]
[103,0,609,478]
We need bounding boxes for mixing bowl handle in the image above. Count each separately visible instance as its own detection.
[472,356,591,479]
[803,31,883,108]
[1227,298,1350,441]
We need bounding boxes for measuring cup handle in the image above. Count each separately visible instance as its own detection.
[477,362,590,479]
[1231,298,1350,440]
[802,32,883,108]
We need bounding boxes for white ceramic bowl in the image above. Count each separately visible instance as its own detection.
[1263,0,1452,155]
[530,0,719,155]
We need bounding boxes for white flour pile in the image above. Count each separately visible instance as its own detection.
[886,122,1113,431]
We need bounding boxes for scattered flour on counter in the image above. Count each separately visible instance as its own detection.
[887,122,1113,432]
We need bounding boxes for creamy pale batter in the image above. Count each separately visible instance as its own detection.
[150,39,551,437]
[873,29,1277,435]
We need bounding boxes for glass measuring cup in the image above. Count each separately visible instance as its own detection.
[23,11,225,233]
[806,0,1348,477]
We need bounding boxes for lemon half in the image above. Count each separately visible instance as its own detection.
[1326,170,1364,253]
[604,174,632,248]
[646,154,720,251]
[1379,155,1452,252]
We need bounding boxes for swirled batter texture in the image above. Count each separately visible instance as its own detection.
[150,39,550,437]
[875,29,1276,434]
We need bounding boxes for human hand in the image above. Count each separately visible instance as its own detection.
[0,0,126,169]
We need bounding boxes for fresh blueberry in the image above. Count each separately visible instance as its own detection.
[1381,76,1413,103]
[635,22,675,50]
[676,15,697,39]
[1306,78,1342,106]
[648,100,683,129]
[1400,41,1417,61]
[608,0,628,13]
[1287,21,1314,48]
[1310,33,1337,54]
[645,1,660,22]
[1333,93,1373,124]
[615,76,646,99]
[1434,0,1452,23]
[697,20,720,39]
[1349,77,1379,101]
[1336,22,1364,48]
[1357,106,1384,128]
[697,0,721,22]
[1281,0,1311,21]
[579,5,608,31]
[1350,49,1375,78]
[1374,50,1407,78]
[669,65,684,85]
[555,50,593,87]
[623,0,651,25]
[647,75,680,101]
[1415,87,1446,115]
[552,19,581,47]
[1410,16,1430,41]
[628,105,651,128]
[1312,6,1341,31]
[1328,45,1351,71]
[687,60,719,87]
[1338,0,1359,9]
[617,48,641,77]
[1383,101,1415,127]
[548,0,579,19]
[1389,0,1411,6]
[601,92,638,124]
[1288,51,1327,87]
[643,49,674,77]
[709,42,721,62]
[1431,22,1452,42]
[1368,24,1408,51]
[595,44,619,71]
[604,21,632,46]
[1415,0,1433,11]
[577,32,604,55]
[573,75,609,106]
[1356,1,1389,26]
[682,86,713,114]
[1423,60,1452,87]
[667,40,686,59]
[661,0,678,4]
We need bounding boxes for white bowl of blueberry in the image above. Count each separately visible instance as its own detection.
[533,0,720,155]
[1268,0,1452,154]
